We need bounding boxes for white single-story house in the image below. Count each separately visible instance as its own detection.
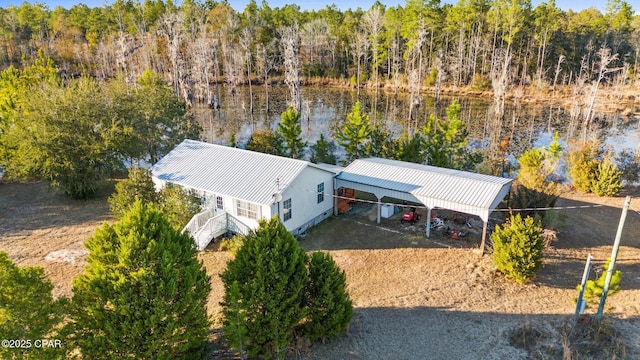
[151,139,336,249]
[152,140,512,252]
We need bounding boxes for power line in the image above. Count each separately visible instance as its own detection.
[286,183,608,214]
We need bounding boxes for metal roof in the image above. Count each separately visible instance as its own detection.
[336,158,513,221]
[151,139,316,205]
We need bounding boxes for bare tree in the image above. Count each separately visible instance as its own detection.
[406,24,428,122]
[190,24,215,106]
[302,18,329,69]
[567,55,589,138]
[351,31,369,99]
[552,54,565,93]
[221,13,242,97]
[256,40,277,113]
[487,47,512,167]
[280,25,301,112]
[363,6,384,96]
[239,27,254,113]
[388,35,402,95]
[582,44,620,141]
[159,12,192,106]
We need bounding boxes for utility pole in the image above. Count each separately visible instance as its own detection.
[596,196,631,321]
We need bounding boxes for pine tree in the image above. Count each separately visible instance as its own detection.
[367,125,397,158]
[591,157,622,196]
[395,133,426,164]
[108,167,158,219]
[277,106,306,159]
[336,101,371,163]
[579,258,622,307]
[302,251,353,342]
[222,280,248,359]
[492,214,544,284]
[71,202,211,359]
[220,217,308,359]
[0,252,66,360]
[566,141,601,193]
[421,100,479,169]
[309,134,337,165]
[517,148,550,192]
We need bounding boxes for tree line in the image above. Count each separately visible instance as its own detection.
[0,0,637,110]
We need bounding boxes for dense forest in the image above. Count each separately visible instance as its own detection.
[1,0,638,108]
[1,0,639,198]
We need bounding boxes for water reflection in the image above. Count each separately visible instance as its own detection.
[192,86,639,161]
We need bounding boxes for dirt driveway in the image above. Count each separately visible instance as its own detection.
[294,194,640,359]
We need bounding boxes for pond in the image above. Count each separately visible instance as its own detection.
[192,85,640,167]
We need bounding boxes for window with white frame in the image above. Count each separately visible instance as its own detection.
[236,199,261,220]
[317,182,324,203]
[283,198,292,221]
[216,196,224,209]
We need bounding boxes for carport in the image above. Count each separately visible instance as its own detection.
[334,158,513,251]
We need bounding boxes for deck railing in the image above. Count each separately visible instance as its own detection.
[227,214,252,237]
[193,213,228,250]
[182,208,216,237]
[183,209,254,251]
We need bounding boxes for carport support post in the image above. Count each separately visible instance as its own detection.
[376,198,381,225]
[426,208,431,238]
[479,221,488,255]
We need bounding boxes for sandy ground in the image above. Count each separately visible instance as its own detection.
[1,181,640,359]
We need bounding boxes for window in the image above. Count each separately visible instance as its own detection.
[216,196,224,210]
[317,182,325,203]
[236,199,261,220]
[283,198,292,221]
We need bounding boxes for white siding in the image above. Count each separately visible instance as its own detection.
[278,166,335,235]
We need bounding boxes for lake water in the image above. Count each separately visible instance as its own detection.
[193,85,640,165]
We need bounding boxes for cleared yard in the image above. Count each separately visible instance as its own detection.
[1,182,639,359]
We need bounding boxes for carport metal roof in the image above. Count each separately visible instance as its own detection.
[335,158,513,222]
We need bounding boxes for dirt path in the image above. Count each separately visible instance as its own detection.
[1,182,639,359]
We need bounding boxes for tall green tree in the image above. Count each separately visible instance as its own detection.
[395,133,426,164]
[0,252,66,360]
[367,125,397,159]
[277,106,306,159]
[422,100,480,170]
[157,183,202,230]
[0,51,59,176]
[336,101,372,164]
[108,167,158,219]
[492,214,544,284]
[220,217,308,359]
[71,202,211,359]
[310,134,337,165]
[13,76,117,199]
[302,251,353,342]
[132,70,202,164]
